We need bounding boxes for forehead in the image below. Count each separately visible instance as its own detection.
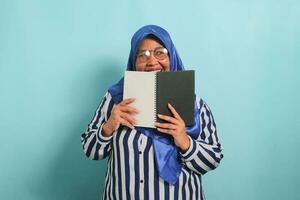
[138,38,164,51]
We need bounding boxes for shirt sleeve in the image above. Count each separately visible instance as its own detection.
[80,92,115,160]
[180,97,224,175]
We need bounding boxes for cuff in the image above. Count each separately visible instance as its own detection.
[180,136,198,162]
[97,123,113,143]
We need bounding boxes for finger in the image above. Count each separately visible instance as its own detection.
[157,128,174,135]
[120,105,140,114]
[155,122,177,130]
[120,98,135,106]
[167,103,182,121]
[157,114,179,125]
[119,117,134,129]
[121,112,137,126]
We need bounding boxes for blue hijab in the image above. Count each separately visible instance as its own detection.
[108,25,201,184]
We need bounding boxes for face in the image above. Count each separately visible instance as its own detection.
[135,38,170,72]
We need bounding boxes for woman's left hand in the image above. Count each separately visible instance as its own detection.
[155,103,190,153]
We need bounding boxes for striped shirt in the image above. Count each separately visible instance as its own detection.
[81,92,223,200]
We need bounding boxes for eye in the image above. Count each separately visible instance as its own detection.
[144,50,151,57]
[155,51,163,56]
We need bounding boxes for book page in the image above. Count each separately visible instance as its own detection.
[123,71,156,128]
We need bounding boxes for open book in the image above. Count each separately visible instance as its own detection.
[123,70,194,128]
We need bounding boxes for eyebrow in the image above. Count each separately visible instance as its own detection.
[138,46,164,52]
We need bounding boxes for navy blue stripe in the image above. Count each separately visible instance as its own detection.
[200,112,206,140]
[96,119,108,143]
[106,98,114,119]
[212,146,222,153]
[203,105,214,145]
[122,129,131,200]
[94,143,100,160]
[108,155,113,200]
[174,173,179,199]
[164,181,170,200]
[193,173,199,200]
[181,171,187,198]
[91,96,107,130]
[103,142,111,158]
[103,155,112,200]
[190,159,207,175]
[86,134,96,158]
[188,172,193,199]
[200,145,221,164]
[111,133,117,200]
[183,138,197,159]
[133,132,140,199]
[200,176,203,200]
[143,138,152,200]
[197,151,216,170]
[115,128,123,199]
[81,131,93,144]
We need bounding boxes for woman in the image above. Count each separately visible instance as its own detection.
[81,25,223,200]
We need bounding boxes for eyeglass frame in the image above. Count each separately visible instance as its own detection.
[136,47,168,62]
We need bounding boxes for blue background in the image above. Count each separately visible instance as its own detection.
[1,0,299,199]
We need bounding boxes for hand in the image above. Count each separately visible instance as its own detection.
[102,98,139,137]
[155,103,190,152]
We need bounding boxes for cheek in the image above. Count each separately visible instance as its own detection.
[135,61,145,71]
[160,59,170,71]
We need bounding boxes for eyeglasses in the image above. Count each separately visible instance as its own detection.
[136,47,168,62]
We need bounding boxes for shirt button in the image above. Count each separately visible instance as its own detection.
[140,180,144,183]
[138,151,142,154]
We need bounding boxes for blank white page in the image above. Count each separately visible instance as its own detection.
[123,71,156,128]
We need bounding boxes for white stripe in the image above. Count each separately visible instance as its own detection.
[190,146,212,171]
[103,93,112,121]
[190,173,196,200]
[88,92,109,131]
[98,142,110,159]
[196,96,201,109]
[119,129,127,199]
[197,142,218,167]
[178,171,183,199]
[83,95,107,159]
[148,145,155,200]
[196,175,201,199]
[89,140,97,159]
[128,130,136,198]
[83,133,95,157]
[208,109,217,144]
[169,183,175,200]
[183,169,190,199]
[109,154,114,199]
[113,130,119,198]
[199,142,222,160]
[102,156,111,200]
[158,178,165,199]
[139,134,148,200]
[202,107,211,144]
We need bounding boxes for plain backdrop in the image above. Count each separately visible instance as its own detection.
[0,0,299,199]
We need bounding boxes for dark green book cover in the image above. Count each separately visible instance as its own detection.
[156,70,194,126]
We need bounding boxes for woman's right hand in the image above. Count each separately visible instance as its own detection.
[102,98,139,137]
